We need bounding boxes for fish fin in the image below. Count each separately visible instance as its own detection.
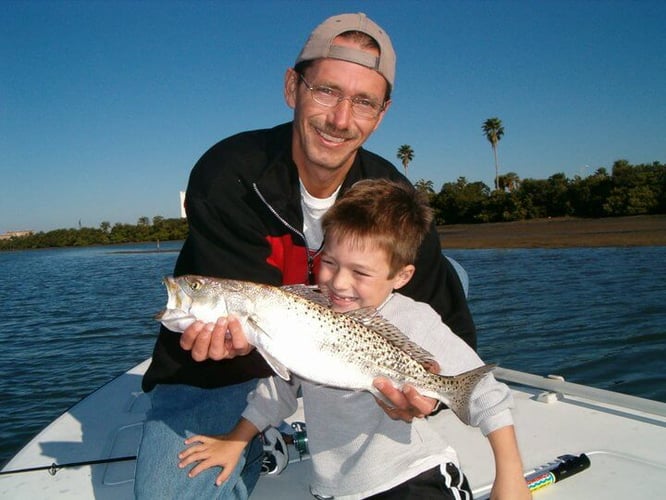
[343,306,379,321]
[345,308,439,371]
[438,364,497,424]
[281,284,331,308]
[256,346,292,381]
[246,316,292,381]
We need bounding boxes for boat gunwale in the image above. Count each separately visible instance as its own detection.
[494,367,666,419]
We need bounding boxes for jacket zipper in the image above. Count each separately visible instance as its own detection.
[253,183,316,284]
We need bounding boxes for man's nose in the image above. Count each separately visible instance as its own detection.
[327,98,354,129]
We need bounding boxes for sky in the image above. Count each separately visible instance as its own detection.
[1,0,665,234]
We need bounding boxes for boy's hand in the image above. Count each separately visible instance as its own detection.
[373,360,441,422]
[180,315,253,361]
[178,434,246,486]
[373,378,439,422]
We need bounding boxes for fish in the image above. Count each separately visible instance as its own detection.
[156,274,495,423]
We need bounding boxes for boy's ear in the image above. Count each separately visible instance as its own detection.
[393,264,415,290]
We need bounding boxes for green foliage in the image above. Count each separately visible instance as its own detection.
[396,144,415,177]
[433,177,491,224]
[498,172,520,192]
[2,160,664,251]
[414,179,435,204]
[427,160,665,224]
[482,117,505,190]
[0,217,188,251]
[482,117,504,147]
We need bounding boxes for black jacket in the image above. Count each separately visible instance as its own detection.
[142,122,476,392]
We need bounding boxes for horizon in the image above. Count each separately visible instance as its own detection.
[2,1,665,233]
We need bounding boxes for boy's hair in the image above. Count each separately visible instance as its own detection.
[321,179,434,277]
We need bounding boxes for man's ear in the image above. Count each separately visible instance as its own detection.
[284,68,298,109]
[393,264,415,290]
[372,98,391,132]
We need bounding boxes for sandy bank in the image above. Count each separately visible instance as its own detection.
[438,214,666,249]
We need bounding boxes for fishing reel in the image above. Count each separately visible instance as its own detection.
[290,421,309,458]
[260,421,309,476]
[261,427,288,476]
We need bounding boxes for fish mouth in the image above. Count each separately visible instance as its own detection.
[157,275,197,332]
[156,308,197,333]
[154,308,191,321]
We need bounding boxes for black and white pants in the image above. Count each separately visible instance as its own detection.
[364,462,473,500]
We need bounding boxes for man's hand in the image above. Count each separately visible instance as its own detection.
[373,360,441,422]
[373,378,440,422]
[179,315,253,361]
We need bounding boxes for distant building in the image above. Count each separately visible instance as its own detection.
[180,191,186,218]
[0,230,34,240]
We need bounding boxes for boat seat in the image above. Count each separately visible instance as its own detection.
[446,256,469,298]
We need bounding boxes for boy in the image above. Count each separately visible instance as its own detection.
[178,179,530,499]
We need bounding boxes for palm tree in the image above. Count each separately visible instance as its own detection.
[396,144,414,177]
[498,171,520,192]
[482,117,504,190]
[414,178,434,195]
[414,179,435,202]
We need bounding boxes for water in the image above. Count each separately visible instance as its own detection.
[447,247,666,401]
[0,242,180,467]
[1,244,665,466]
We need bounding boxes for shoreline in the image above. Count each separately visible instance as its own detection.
[438,214,666,249]
[3,215,665,253]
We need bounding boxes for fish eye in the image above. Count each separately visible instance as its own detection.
[190,281,201,291]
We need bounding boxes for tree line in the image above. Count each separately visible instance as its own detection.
[2,160,664,252]
[415,159,666,224]
[0,216,188,251]
[415,117,664,223]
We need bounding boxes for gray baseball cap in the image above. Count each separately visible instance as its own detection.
[296,13,396,87]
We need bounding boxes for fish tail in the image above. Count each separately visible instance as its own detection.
[435,363,497,424]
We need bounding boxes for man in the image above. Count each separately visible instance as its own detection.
[135,13,476,499]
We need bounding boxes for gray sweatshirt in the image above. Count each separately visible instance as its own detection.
[243,293,514,499]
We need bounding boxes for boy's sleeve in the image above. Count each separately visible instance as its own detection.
[242,376,300,432]
[416,306,514,433]
[468,374,515,436]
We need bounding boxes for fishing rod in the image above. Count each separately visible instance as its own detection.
[0,455,136,476]
[2,451,591,492]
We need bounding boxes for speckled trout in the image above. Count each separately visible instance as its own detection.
[156,275,494,423]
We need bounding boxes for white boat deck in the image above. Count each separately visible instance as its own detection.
[1,359,665,499]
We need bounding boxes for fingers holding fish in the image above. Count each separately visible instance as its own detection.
[376,398,413,422]
[378,402,402,421]
[373,378,438,422]
[180,316,253,361]
[179,320,209,360]
[226,315,254,355]
[402,384,440,417]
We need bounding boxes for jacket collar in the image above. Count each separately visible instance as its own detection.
[254,122,368,226]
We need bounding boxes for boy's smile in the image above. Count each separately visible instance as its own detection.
[318,234,413,313]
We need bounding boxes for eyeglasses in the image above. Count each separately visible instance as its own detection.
[298,74,385,119]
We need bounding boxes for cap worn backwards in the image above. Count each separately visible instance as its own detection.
[296,13,396,88]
